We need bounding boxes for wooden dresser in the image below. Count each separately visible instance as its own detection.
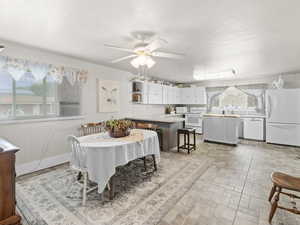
[0,138,21,225]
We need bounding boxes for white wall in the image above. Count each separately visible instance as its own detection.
[0,41,165,173]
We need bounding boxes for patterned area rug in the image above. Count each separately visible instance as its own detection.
[16,152,212,225]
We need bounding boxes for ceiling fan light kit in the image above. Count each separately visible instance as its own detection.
[130,55,156,69]
[193,68,236,81]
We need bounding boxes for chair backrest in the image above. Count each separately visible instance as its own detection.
[67,135,86,171]
[80,122,104,136]
[136,122,158,130]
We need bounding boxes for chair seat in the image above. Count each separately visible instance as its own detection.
[178,128,195,133]
[271,172,300,191]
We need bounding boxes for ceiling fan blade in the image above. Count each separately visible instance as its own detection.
[104,44,134,53]
[145,38,167,52]
[152,51,185,59]
[111,55,136,63]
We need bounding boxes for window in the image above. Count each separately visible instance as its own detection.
[210,86,262,113]
[0,71,13,119]
[0,71,80,120]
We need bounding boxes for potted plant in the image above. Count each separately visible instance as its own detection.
[105,119,132,138]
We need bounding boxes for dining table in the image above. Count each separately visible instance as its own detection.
[77,128,160,198]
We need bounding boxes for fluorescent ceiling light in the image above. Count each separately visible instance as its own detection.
[193,68,236,81]
[0,45,5,52]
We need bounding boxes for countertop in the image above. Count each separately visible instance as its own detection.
[203,114,266,119]
[203,114,241,118]
[126,116,185,123]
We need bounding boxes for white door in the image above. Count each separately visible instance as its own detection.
[266,89,300,124]
[266,123,300,146]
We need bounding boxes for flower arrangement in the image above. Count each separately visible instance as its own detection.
[105,119,132,138]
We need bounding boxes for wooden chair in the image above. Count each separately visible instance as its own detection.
[268,172,300,223]
[132,122,159,172]
[67,135,97,205]
[135,122,163,151]
[80,122,104,136]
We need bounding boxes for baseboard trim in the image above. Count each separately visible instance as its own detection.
[16,153,70,176]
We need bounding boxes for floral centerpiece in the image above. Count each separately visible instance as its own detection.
[105,119,132,138]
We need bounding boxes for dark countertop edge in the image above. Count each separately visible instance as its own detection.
[125,117,185,124]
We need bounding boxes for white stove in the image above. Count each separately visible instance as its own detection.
[185,107,206,134]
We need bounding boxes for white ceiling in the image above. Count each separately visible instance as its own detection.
[1,0,300,82]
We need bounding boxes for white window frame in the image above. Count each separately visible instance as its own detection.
[0,76,59,121]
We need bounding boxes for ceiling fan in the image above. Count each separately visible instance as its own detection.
[104,35,184,69]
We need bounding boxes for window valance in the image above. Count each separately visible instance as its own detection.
[0,55,88,85]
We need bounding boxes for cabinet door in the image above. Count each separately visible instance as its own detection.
[148,83,163,104]
[244,118,264,140]
[194,87,206,104]
[162,85,168,104]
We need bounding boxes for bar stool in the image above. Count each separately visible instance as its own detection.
[177,128,196,154]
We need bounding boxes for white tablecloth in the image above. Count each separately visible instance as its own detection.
[77,129,160,193]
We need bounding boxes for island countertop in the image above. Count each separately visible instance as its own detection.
[203,114,241,118]
[126,116,185,124]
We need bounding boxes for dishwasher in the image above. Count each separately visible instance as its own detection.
[243,117,265,141]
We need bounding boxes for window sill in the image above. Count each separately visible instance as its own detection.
[0,116,85,125]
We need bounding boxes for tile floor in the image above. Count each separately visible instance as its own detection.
[159,136,300,225]
[18,136,300,225]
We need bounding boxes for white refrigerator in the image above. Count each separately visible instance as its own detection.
[266,89,300,146]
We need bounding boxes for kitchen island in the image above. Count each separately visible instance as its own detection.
[203,114,241,145]
[126,116,185,151]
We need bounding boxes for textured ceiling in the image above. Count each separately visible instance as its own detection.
[0,0,300,82]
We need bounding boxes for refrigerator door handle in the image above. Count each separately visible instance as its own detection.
[269,123,296,129]
[267,95,272,119]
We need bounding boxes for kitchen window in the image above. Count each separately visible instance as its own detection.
[207,85,266,115]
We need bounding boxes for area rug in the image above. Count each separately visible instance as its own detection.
[16,152,212,225]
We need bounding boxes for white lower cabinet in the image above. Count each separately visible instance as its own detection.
[243,118,265,141]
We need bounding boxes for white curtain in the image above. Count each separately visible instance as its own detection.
[29,62,50,81]
[0,55,88,85]
[206,84,267,114]
[235,86,266,113]
[206,87,228,112]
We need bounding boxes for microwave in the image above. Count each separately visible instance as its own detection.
[176,107,188,114]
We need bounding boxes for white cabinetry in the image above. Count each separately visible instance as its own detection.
[203,116,240,145]
[180,88,194,104]
[148,83,163,104]
[131,81,207,105]
[180,87,206,105]
[194,87,207,104]
[243,118,265,141]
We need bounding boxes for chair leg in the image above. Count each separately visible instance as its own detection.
[77,172,82,181]
[187,133,190,154]
[152,154,157,171]
[269,187,281,223]
[193,131,196,150]
[143,157,147,172]
[268,185,276,202]
[177,132,180,152]
[82,172,87,206]
[109,176,115,200]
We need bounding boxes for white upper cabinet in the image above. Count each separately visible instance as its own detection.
[180,87,206,105]
[148,83,163,104]
[131,81,206,105]
[194,87,207,104]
